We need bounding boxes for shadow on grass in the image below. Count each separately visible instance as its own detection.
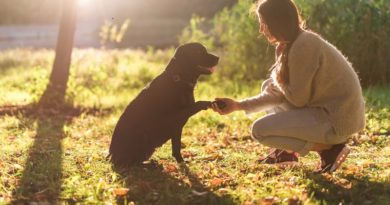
[305,171,390,204]
[114,162,236,205]
[1,103,112,203]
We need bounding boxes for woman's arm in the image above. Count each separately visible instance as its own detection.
[211,79,284,115]
[239,79,284,114]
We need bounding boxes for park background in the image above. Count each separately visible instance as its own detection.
[0,0,389,204]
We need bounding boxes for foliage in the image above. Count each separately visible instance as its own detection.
[212,0,275,81]
[0,49,389,204]
[180,0,390,86]
[181,0,274,81]
[99,19,131,49]
[179,15,215,50]
[296,0,390,86]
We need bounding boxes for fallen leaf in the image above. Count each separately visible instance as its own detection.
[337,178,352,189]
[218,188,229,194]
[246,173,259,181]
[300,191,308,201]
[222,136,231,146]
[163,163,178,173]
[182,150,196,158]
[210,178,224,187]
[242,201,253,205]
[0,196,11,203]
[205,145,217,154]
[158,159,168,164]
[261,196,279,205]
[34,193,48,201]
[287,196,302,205]
[13,164,23,170]
[342,164,361,175]
[208,153,222,161]
[112,188,129,196]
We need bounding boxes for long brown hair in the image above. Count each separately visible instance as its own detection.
[256,0,304,88]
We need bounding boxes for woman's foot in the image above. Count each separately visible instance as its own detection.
[258,149,299,165]
[317,143,350,173]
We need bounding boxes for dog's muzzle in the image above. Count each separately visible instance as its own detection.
[203,53,219,68]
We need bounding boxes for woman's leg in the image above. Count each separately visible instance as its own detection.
[251,107,345,156]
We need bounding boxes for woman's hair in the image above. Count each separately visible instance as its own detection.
[255,0,305,88]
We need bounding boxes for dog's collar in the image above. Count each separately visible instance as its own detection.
[171,74,195,89]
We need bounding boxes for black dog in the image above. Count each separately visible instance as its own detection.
[108,43,219,167]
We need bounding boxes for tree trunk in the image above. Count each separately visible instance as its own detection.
[40,0,77,105]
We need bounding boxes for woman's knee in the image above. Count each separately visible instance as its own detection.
[251,120,269,142]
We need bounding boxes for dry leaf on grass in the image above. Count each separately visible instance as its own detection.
[336,178,352,189]
[163,163,178,173]
[242,201,253,205]
[218,188,229,194]
[210,178,224,187]
[182,150,196,158]
[260,196,280,205]
[285,196,302,205]
[205,145,217,154]
[12,163,23,170]
[112,188,129,196]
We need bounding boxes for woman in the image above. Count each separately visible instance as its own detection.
[211,0,365,173]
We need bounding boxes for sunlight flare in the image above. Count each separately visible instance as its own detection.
[77,0,93,8]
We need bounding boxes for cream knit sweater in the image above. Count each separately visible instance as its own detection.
[240,30,366,137]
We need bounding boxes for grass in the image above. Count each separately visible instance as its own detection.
[0,48,389,205]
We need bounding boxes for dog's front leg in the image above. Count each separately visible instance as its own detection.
[171,128,184,163]
[191,101,212,115]
[166,102,211,163]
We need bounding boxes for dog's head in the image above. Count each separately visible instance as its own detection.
[172,43,219,75]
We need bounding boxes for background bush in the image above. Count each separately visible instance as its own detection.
[180,0,390,86]
[298,0,390,86]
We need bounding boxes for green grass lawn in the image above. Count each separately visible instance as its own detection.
[0,49,389,205]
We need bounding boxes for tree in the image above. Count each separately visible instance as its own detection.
[40,0,77,105]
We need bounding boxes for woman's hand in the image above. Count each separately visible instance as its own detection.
[210,98,242,115]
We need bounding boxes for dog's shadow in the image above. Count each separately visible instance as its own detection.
[115,162,235,205]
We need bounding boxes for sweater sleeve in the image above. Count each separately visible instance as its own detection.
[239,79,284,114]
[279,35,322,107]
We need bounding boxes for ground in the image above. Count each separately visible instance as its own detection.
[0,49,389,204]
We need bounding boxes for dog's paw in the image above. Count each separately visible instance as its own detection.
[195,101,212,110]
[212,100,227,110]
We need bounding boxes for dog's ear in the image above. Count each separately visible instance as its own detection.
[174,43,207,63]
[174,43,219,69]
